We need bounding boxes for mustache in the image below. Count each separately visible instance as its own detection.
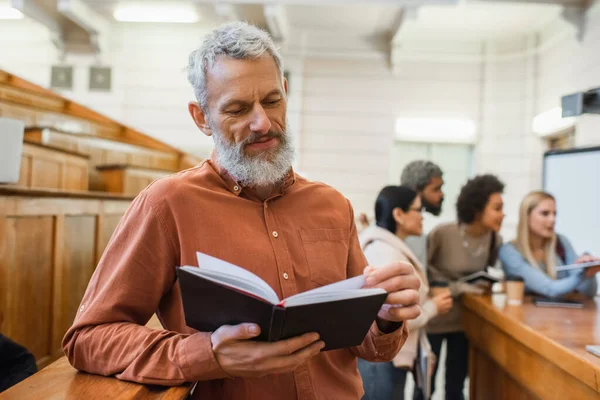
[241,131,285,146]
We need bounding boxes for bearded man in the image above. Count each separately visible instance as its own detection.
[62,22,420,400]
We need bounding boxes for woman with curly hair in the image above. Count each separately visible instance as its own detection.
[426,174,505,400]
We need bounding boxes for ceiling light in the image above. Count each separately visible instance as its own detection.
[0,3,23,20]
[395,118,477,144]
[113,3,199,23]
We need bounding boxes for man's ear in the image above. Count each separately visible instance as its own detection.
[283,75,288,96]
[188,102,213,137]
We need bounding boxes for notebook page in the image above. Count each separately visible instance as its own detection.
[284,288,386,307]
[195,252,279,304]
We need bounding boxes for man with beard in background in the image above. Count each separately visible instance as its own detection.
[400,160,445,267]
[62,22,421,400]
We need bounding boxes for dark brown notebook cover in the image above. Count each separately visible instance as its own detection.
[177,267,387,351]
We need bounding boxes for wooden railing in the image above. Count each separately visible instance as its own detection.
[0,316,194,400]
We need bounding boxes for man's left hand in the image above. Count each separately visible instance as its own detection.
[362,262,421,323]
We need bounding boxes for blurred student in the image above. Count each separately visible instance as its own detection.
[499,191,599,298]
[0,312,37,393]
[427,175,505,400]
[400,161,445,266]
[359,186,453,400]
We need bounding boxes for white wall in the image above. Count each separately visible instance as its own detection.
[294,32,482,216]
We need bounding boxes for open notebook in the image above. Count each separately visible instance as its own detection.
[177,252,388,351]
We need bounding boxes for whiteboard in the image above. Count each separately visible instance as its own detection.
[543,147,600,257]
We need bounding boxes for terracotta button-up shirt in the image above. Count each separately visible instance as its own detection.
[62,157,407,400]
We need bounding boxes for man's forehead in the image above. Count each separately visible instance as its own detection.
[207,55,280,85]
[205,55,283,103]
[429,176,444,186]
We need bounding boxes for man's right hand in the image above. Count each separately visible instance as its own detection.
[211,323,325,378]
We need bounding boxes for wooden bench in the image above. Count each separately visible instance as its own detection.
[96,164,173,196]
[0,316,194,400]
[18,141,89,191]
[24,128,181,172]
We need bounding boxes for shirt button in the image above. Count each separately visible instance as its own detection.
[283,273,289,280]
[233,185,239,192]
[79,304,85,313]
[272,231,279,238]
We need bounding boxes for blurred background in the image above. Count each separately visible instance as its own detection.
[1,0,599,239]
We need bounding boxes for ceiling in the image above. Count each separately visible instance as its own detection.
[285,3,402,37]
[397,2,564,42]
[9,0,584,53]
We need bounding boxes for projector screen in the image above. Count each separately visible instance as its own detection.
[543,147,600,257]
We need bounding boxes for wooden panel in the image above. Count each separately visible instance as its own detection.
[51,216,97,357]
[104,149,129,165]
[20,143,89,191]
[469,346,537,400]
[0,190,132,368]
[1,216,54,368]
[18,155,32,186]
[151,154,179,171]
[98,214,124,258]
[98,167,170,196]
[0,101,37,126]
[128,151,152,169]
[125,174,152,196]
[0,85,64,112]
[65,164,89,191]
[30,157,62,189]
[23,130,43,144]
[100,169,125,194]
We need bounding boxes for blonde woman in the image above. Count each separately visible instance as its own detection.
[499,191,600,298]
[358,186,452,400]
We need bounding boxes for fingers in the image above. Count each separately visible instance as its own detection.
[364,262,414,287]
[381,304,422,321]
[368,273,421,294]
[363,266,376,275]
[384,289,420,307]
[260,340,325,375]
[212,323,261,348]
[259,332,321,358]
[433,291,452,301]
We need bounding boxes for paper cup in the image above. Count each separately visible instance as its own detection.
[505,276,525,306]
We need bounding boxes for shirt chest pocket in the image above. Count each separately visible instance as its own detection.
[299,228,349,286]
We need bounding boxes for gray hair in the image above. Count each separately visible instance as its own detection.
[400,160,443,191]
[187,21,284,110]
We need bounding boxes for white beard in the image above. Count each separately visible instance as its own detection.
[211,124,296,187]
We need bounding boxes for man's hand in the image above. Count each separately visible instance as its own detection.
[362,262,421,323]
[211,323,324,378]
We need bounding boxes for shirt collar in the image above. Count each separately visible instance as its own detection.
[209,151,296,198]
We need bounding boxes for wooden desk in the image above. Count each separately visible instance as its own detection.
[0,316,193,400]
[463,294,600,400]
